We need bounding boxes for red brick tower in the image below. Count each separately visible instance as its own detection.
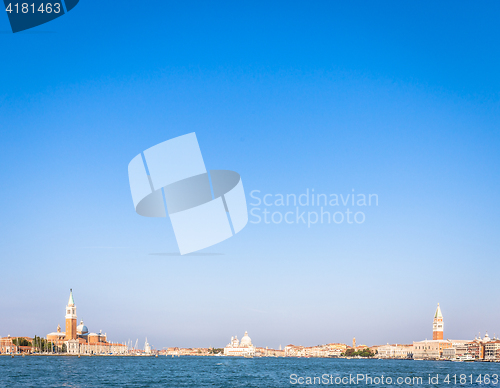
[432,303,443,340]
[65,289,77,340]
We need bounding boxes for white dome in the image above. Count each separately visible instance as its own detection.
[77,320,88,335]
[240,331,252,346]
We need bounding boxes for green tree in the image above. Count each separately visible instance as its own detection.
[342,348,374,358]
[32,335,53,352]
[12,338,32,347]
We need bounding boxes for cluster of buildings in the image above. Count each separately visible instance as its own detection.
[284,343,349,358]
[1,290,128,355]
[373,304,500,361]
[161,332,285,357]
[0,336,33,354]
[219,304,499,361]
[2,296,499,361]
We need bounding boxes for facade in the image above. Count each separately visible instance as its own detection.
[466,333,499,360]
[254,347,285,357]
[376,344,413,359]
[328,343,347,357]
[224,331,256,356]
[0,336,16,354]
[0,336,33,354]
[484,340,500,360]
[432,303,443,340]
[284,343,348,358]
[412,339,452,360]
[46,290,127,355]
[440,340,470,360]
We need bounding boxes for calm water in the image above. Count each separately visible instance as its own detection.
[0,356,499,387]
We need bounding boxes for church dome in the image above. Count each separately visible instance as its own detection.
[240,331,252,347]
[77,320,88,335]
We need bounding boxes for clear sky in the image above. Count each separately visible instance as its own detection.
[1,1,499,350]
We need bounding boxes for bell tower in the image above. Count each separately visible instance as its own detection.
[65,289,77,340]
[432,303,443,340]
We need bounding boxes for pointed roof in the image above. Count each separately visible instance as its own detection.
[434,303,442,318]
[68,289,75,306]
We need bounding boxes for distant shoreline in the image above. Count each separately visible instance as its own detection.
[1,354,498,362]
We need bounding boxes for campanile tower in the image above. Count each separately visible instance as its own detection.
[432,303,443,340]
[65,289,77,340]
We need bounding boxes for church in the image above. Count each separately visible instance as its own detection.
[46,290,127,355]
[224,331,256,356]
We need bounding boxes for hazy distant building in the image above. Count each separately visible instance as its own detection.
[442,341,471,361]
[224,331,255,356]
[328,343,347,357]
[413,339,452,359]
[466,332,499,360]
[484,338,500,360]
[376,344,413,359]
[144,338,152,354]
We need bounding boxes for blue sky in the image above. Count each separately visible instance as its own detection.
[0,1,499,349]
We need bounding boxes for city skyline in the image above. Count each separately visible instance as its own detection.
[1,291,497,350]
[1,1,500,349]
[2,297,500,361]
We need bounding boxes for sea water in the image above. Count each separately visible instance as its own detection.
[0,356,498,387]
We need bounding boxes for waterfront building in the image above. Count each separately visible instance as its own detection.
[376,344,413,359]
[254,347,285,357]
[0,336,34,354]
[441,340,471,360]
[283,343,348,358]
[465,332,498,360]
[484,339,500,360]
[328,343,347,357]
[412,339,452,359]
[46,290,127,355]
[432,303,443,340]
[224,331,255,356]
[284,344,303,357]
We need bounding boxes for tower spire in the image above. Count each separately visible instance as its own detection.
[68,289,75,306]
[434,303,442,318]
